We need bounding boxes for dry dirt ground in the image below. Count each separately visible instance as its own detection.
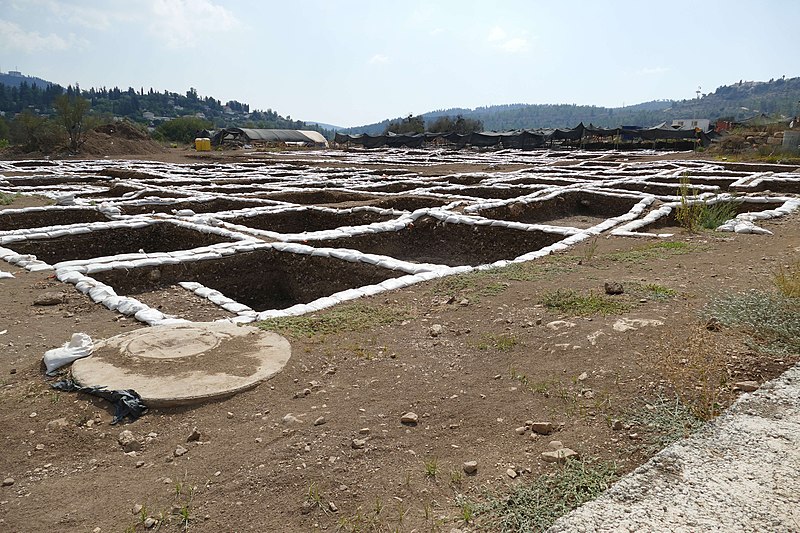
[0,152,798,533]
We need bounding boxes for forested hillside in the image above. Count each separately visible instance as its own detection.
[343,77,800,134]
[0,78,331,137]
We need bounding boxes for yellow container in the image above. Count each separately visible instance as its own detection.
[194,138,211,151]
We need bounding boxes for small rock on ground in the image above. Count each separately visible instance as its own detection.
[604,282,624,295]
[463,461,478,475]
[33,292,66,306]
[401,412,419,425]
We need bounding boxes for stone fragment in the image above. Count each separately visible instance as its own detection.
[328,501,338,513]
[144,517,157,528]
[2,477,14,487]
[174,445,188,457]
[577,372,588,381]
[541,448,579,464]
[548,440,563,449]
[429,324,444,337]
[734,380,760,392]
[118,430,141,452]
[463,461,478,475]
[506,468,518,479]
[186,428,201,442]
[351,438,367,449]
[132,504,143,515]
[530,422,555,435]
[34,292,66,306]
[611,419,623,431]
[545,320,576,331]
[313,416,327,426]
[401,412,419,425]
[604,282,624,295]
[282,413,302,424]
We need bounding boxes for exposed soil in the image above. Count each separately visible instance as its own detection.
[0,154,798,533]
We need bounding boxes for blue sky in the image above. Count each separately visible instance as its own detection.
[1,0,798,127]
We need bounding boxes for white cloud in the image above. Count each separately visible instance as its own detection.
[39,1,119,30]
[148,0,241,49]
[368,54,389,65]
[0,19,77,52]
[498,37,529,53]
[487,26,507,42]
[429,27,445,36]
[487,26,528,53]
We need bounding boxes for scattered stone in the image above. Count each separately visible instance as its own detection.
[282,413,302,424]
[582,389,595,399]
[506,468,518,479]
[174,445,188,457]
[401,412,419,425]
[359,427,370,435]
[93,528,101,533]
[612,318,663,332]
[463,461,478,475]
[143,517,157,529]
[46,417,70,431]
[541,448,579,464]
[545,320,576,331]
[459,298,470,306]
[705,317,723,332]
[734,380,760,392]
[328,501,338,513]
[186,427,201,442]
[136,461,145,468]
[33,292,66,306]
[577,372,588,382]
[2,477,14,487]
[429,324,444,337]
[132,504,143,515]
[604,282,624,295]
[611,419,624,431]
[118,430,141,452]
[35,444,45,451]
[530,422,555,435]
[226,412,234,419]
[351,438,367,449]
[548,440,563,449]
[313,416,327,426]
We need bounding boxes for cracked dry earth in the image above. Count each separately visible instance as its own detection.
[0,150,798,532]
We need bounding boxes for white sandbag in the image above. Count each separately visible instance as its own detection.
[134,308,166,324]
[43,332,93,375]
[0,271,14,279]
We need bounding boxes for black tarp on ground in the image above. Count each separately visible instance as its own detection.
[334,123,710,149]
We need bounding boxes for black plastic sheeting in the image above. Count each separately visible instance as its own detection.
[51,379,148,424]
[335,122,712,150]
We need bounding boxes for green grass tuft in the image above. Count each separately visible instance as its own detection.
[626,395,705,455]
[704,290,800,354]
[256,303,411,337]
[606,241,694,263]
[473,457,618,532]
[541,289,630,316]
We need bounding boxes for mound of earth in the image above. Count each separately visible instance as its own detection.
[80,122,168,157]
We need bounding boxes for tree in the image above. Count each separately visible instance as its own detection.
[53,94,90,152]
[155,116,212,143]
[384,114,425,134]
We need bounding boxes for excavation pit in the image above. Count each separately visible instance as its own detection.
[370,196,449,211]
[320,216,566,267]
[428,186,540,200]
[118,198,276,215]
[7,221,233,265]
[89,247,404,312]
[0,207,110,232]
[474,191,641,228]
[262,190,381,206]
[225,208,398,234]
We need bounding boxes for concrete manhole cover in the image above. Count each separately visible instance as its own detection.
[71,322,291,406]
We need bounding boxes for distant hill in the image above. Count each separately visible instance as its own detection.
[303,121,344,131]
[0,70,56,89]
[343,76,800,134]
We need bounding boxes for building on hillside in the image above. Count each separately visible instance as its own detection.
[667,119,711,131]
[209,128,328,148]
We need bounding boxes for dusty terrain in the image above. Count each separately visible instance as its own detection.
[0,149,798,532]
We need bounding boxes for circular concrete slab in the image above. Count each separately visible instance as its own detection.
[71,322,291,407]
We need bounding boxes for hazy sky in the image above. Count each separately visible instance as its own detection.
[1,0,798,127]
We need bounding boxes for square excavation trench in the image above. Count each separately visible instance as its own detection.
[475,191,641,228]
[118,198,275,215]
[370,196,449,211]
[320,216,566,267]
[640,200,791,233]
[261,190,381,205]
[428,186,540,200]
[90,248,404,312]
[7,222,233,265]
[0,207,110,231]
[226,209,398,233]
